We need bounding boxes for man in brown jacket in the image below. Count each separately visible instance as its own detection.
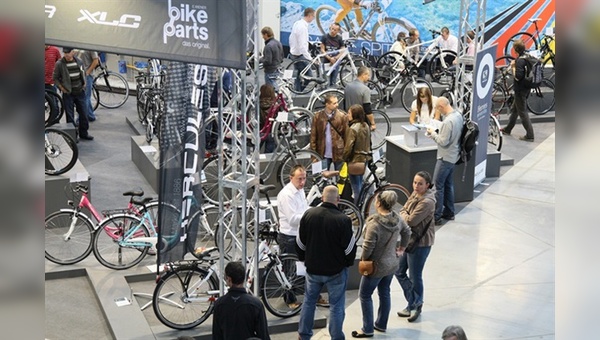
[310,94,348,170]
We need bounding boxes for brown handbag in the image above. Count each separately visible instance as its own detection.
[358,260,375,276]
[347,162,366,175]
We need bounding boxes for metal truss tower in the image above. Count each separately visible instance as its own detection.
[216,0,261,295]
[455,0,487,115]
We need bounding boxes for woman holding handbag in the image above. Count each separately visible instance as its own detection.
[352,191,411,338]
[343,104,371,205]
[395,171,436,323]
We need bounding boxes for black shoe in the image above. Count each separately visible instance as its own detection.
[434,219,443,226]
[500,128,511,135]
[397,308,410,317]
[88,116,96,122]
[407,306,422,322]
[441,214,455,220]
[80,134,94,141]
[519,136,534,142]
[351,330,373,338]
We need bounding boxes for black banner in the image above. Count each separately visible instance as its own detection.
[45,0,246,69]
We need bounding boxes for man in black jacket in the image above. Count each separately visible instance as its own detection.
[501,39,534,142]
[212,262,270,340]
[259,26,283,91]
[296,185,357,340]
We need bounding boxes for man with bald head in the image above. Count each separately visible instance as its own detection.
[296,185,357,340]
[427,97,463,225]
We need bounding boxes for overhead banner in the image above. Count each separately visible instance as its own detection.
[45,0,246,69]
[471,44,497,186]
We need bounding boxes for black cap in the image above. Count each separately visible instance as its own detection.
[62,47,73,53]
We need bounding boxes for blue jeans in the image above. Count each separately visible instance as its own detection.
[359,273,393,333]
[433,159,456,220]
[350,174,363,205]
[299,268,348,340]
[324,158,343,171]
[394,246,431,310]
[264,71,280,92]
[85,74,96,120]
[326,64,339,87]
[290,55,312,92]
[63,90,90,137]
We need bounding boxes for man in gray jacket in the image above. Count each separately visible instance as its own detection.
[427,97,462,225]
[259,26,283,90]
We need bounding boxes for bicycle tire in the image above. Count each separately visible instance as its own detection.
[370,109,391,150]
[94,71,129,108]
[277,149,323,196]
[153,265,218,330]
[145,101,156,143]
[272,107,313,150]
[307,89,344,113]
[400,78,433,113]
[91,85,100,111]
[371,17,412,43]
[527,77,555,115]
[440,89,455,106]
[45,210,94,265]
[45,128,79,176]
[488,114,503,152]
[542,55,555,80]
[367,80,384,110]
[316,5,352,37]
[337,199,364,241]
[504,32,538,58]
[45,92,58,127]
[374,51,406,86]
[363,183,410,220]
[45,90,65,126]
[187,206,219,258]
[339,56,372,87]
[285,59,321,95]
[427,50,458,85]
[214,207,256,261]
[261,253,305,318]
[491,82,509,115]
[201,155,237,206]
[92,214,150,270]
[136,86,150,123]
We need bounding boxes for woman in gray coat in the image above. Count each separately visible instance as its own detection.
[352,191,411,338]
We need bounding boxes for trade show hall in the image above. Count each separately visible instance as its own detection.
[45,96,555,339]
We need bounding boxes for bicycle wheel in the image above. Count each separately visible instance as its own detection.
[374,51,405,86]
[45,92,58,127]
[94,71,129,108]
[370,109,391,150]
[316,5,352,37]
[272,107,313,150]
[542,55,555,80]
[488,114,503,152]
[278,150,323,196]
[285,59,321,95]
[261,253,305,318]
[201,155,237,205]
[440,89,455,106]
[527,78,555,115]
[145,101,156,143]
[367,80,384,110]
[400,78,433,113]
[339,56,372,87]
[45,90,64,126]
[371,18,412,43]
[363,184,410,220]
[92,214,150,270]
[136,86,150,123]
[504,32,538,57]
[45,210,94,265]
[187,205,219,258]
[90,85,100,111]
[491,82,509,115]
[45,128,78,176]
[337,199,364,241]
[214,207,256,260]
[153,266,218,330]
[427,50,458,85]
[307,89,344,113]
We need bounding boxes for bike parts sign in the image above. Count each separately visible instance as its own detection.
[45,0,246,69]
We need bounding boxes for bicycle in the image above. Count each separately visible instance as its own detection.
[503,18,555,78]
[92,58,130,109]
[493,56,555,115]
[373,53,434,113]
[201,115,322,205]
[152,227,305,329]
[45,88,66,127]
[316,0,412,43]
[45,128,78,176]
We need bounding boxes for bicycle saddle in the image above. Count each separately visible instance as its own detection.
[123,189,144,197]
[259,184,277,195]
[529,18,541,23]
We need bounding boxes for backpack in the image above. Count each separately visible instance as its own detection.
[456,116,479,181]
[521,54,543,88]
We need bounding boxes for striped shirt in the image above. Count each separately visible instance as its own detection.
[66,60,84,93]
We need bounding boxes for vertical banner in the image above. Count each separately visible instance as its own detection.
[158,62,209,263]
[471,44,497,186]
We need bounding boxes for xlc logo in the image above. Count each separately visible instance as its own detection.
[45,5,56,18]
[78,10,141,29]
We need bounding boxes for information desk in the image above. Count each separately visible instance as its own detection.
[385,135,474,203]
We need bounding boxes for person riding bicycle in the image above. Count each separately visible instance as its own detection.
[335,0,377,30]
